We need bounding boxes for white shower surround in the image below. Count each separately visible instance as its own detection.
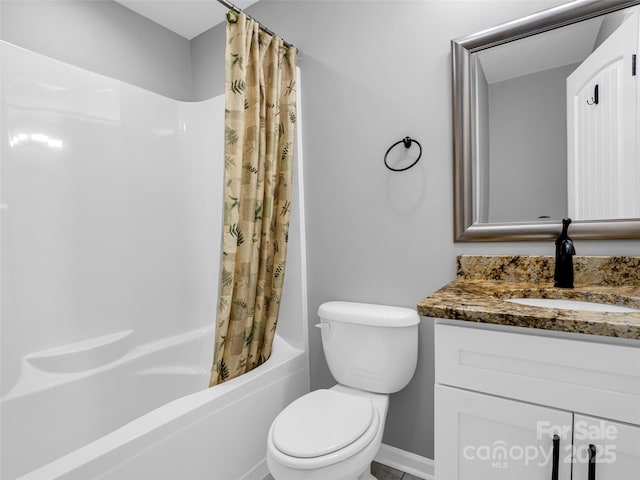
[0,41,309,480]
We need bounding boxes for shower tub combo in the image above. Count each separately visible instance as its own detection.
[0,42,309,480]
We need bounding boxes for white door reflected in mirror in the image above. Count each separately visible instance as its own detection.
[567,7,640,221]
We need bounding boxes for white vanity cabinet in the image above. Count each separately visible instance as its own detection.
[571,415,640,480]
[433,321,640,480]
[436,385,573,479]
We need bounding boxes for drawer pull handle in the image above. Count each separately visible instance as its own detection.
[588,444,596,480]
[551,434,560,480]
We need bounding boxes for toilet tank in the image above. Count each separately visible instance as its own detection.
[317,301,420,394]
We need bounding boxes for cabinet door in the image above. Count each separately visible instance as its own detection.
[435,385,572,480]
[572,415,640,480]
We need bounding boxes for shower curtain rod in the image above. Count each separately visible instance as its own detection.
[215,0,296,49]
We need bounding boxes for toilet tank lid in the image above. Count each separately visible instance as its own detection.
[318,301,420,327]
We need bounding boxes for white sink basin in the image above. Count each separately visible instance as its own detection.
[505,298,640,313]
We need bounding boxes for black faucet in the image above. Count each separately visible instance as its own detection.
[554,217,576,288]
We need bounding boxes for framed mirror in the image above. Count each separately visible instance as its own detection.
[453,0,640,241]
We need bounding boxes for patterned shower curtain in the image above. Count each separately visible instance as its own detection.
[210,11,297,386]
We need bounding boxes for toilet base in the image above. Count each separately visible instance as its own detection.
[268,462,379,480]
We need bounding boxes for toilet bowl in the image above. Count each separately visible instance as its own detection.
[266,301,420,480]
[266,385,388,480]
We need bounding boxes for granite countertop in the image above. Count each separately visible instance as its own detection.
[417,255,640,339]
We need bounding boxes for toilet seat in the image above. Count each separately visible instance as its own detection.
[268,389,381,469]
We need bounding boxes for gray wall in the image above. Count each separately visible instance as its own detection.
[3,0,639,462]
[191,24,226,101]
[488,63,576,222]
[0,0,193,100]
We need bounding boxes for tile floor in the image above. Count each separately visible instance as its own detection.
[370,461,423,480]
[264,461,423,480]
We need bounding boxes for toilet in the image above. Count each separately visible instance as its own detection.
[266,301,420,480]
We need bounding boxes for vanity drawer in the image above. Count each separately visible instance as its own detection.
[435,322,640,425]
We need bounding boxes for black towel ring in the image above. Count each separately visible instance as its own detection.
[384,136,422,172]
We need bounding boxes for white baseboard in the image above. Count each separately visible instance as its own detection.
[242,459,270,480]
[374,443,434,480]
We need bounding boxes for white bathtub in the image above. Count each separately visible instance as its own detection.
[11,334,308,480]
[1,42,309,480]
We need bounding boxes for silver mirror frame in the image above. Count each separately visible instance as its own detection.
[453,0,640,242]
